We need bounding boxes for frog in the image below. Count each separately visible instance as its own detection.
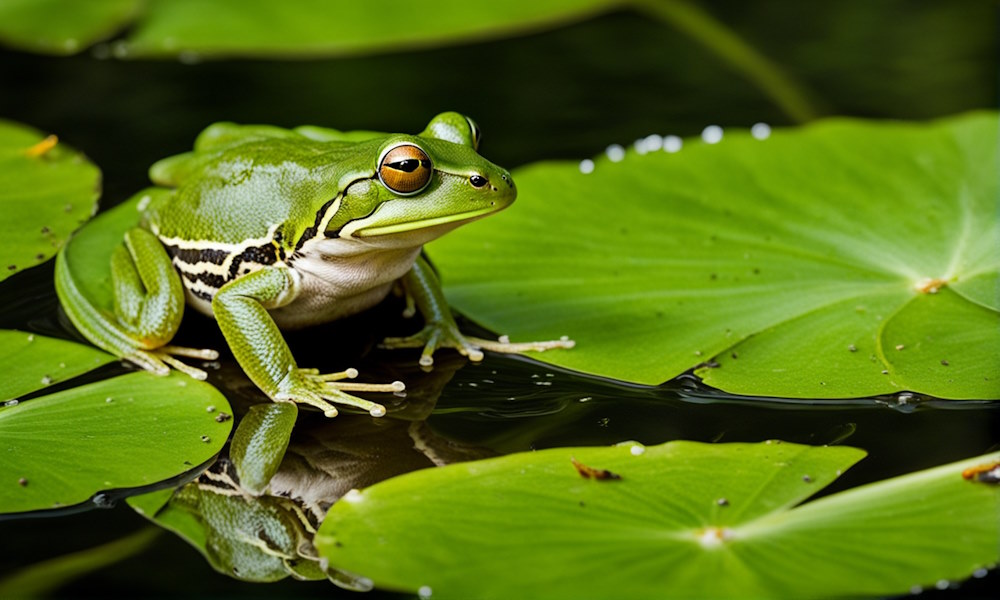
[55,112,573,419]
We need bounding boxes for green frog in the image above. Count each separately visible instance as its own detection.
[55,112,572,418]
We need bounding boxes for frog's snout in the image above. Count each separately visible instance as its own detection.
[499,170,515,192]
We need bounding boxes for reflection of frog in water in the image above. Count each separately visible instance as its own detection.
[132,354,492,587]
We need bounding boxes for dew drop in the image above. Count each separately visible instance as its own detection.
[630,444,646,456]
[605,144,625,162]
[578,159,595,174]
[701,125,724,144]
[418,585,433,598]
[972,567,988,578]
[934,580,949,590]
[4,399,19,407]
[663,135,683,153]
[751,122,772,140]
[643,134,664,151]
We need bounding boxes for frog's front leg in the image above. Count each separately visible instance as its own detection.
[56,227,218,379]
[211,266,402,418]
[382,256,575,366]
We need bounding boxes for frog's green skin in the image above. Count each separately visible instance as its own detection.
[55,113,573,418]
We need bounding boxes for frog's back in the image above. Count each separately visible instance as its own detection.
[140,126,382,312]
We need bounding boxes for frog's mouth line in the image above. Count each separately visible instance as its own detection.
[351,207,499,237]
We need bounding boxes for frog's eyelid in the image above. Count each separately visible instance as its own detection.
[465,116,481,150]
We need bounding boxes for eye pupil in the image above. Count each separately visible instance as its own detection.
[386,159,431,174]
[470,175,488,188]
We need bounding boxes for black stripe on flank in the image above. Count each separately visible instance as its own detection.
[191,288,214,302]
[164,245,229,266]
[228,244,278,280]
[181,269,226,290]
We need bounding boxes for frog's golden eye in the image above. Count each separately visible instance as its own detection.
[378,144,432,195]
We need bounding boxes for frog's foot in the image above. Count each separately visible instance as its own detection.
[382,323,575,367]
[125,345,221,381]
[277,368,405,418]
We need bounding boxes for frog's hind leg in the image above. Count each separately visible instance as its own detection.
[56,227,218,380]
[110,228,219,379]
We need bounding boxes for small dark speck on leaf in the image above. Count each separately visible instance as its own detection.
[752,268,760,275]
[183,460,192,466]
[7,265,16,271]
[731,352,738,360]
[802,475,813,483]
[200,435,211,443]
[215,412,231,423]
[716,498,729,506]
[571,457,622,481]
[18,477,28,487]
[881,370,889,375]
[941,359,950,366]
[709,273,718,280]
[40,226,50,234]
[579,500,586,507]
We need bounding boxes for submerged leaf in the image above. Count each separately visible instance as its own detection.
[428,112,1000,399]
[316,441,1000,599]
[0,371,231,514]
[0,120,101,282]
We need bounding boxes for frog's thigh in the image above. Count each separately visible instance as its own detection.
[212,266,299,397]
[110,228,185,347]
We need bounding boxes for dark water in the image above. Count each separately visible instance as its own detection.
[1,2,998,597]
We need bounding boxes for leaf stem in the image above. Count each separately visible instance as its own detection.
[633,0,823,123]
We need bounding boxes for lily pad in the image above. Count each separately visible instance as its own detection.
[316,441,1000,598]
[0,120,101,282]
[0,0,618,58]
[0,0,139,55]
[0,329,115,401]
[428,112,1000,399]
[0,370,232,514]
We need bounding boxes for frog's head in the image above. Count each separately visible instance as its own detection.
[335,112,515,241]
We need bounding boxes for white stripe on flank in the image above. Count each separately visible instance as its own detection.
[153,222,281,252]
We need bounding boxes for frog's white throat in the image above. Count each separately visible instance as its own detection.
[271,220,464,329]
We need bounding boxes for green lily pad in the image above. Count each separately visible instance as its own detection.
[428,112,1000,399]
[0,330,115,401]
[0,0,139,55]
[0,0,618,58]
[316,441,1000,598]
[0,120,101,282]
[0,370,232,514]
